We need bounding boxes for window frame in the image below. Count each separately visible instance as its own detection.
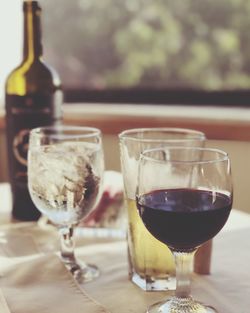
[64,88,250,107]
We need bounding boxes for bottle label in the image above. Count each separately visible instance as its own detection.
[13,128,30,167]
[6,92,62,186]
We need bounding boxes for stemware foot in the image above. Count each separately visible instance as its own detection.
[147,297,217,313]
[64,259,100,284]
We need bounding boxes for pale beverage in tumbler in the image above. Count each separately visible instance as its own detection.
[119,128,206,291]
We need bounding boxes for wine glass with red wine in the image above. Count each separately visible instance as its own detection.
[136,147,233,313]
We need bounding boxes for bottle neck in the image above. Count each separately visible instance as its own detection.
[23,1,43,62]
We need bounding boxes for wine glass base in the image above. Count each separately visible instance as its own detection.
[147,297,217,313]
[64,259,100,284]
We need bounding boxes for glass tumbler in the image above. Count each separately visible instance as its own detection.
[119,128,206,291]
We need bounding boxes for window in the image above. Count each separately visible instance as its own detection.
[1,0,250,106]
[0,1,22,105]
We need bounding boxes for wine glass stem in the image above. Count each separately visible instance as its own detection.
[173,250,196,298]
[59,226,76,265]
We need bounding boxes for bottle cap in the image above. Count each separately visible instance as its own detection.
[23,1,41,12]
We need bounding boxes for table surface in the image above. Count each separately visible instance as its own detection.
[1,183,250,313]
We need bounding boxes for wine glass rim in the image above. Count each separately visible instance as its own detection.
[140,147,229,164]
[30,125,101,139]
[118,127,206,142]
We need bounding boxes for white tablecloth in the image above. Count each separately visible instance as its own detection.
[0,183,250,313]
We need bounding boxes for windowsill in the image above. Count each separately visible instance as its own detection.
[63,103,250,121]
[1,103,250,140]
[63,103,250,141]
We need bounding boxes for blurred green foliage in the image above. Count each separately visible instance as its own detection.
[42,0,250,90]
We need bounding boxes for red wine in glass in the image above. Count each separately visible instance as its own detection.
[137,147,233,313]
[137,188,232,252]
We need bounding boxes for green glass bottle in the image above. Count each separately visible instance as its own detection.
[5,1,63,221]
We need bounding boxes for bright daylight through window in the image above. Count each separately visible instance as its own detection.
[0,1,22,106]
[1,0,250,105]
[42,0,250,91]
